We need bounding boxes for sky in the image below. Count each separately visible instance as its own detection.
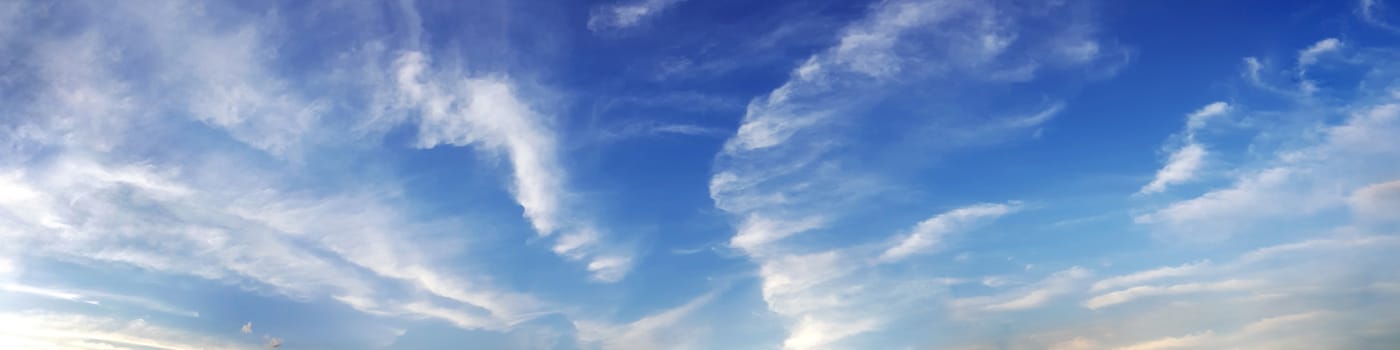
[1,0,1400,349]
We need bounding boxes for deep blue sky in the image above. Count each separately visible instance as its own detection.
[2,0,1400,349]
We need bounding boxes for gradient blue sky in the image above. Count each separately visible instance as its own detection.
[3,0,1400,349]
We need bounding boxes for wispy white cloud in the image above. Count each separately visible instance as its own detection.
[1113,331,1213,350]
[383,51,631,282]
[596,121,729,143]
[1138,101,1400,237]
[4,282,201,321]
[1360,0,1400,32]
[0,311,255,350]
[588,0,684,32]
[1139,102,1229,195]
[1,283,100,305]
[1091,260,1210,292]
[0,2,566,333]
[1298,38,1342,67]
[1138,43,1400,236]
[707,1,1121,348]
[953,267,1092,313]
[574,292,716,350]
[880,202,1021,262]
[1349,179,1400,221]
[1085,279,1259,309]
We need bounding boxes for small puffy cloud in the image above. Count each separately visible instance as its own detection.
[241,322,252,334]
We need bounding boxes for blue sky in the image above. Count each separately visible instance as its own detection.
[2,0,1400,349]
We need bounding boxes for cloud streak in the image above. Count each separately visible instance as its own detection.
[588,0,684,32]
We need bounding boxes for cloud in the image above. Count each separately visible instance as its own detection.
[1239,311,1326,335]
[588,0,684,32]
[1,283,100,305]
[1349,179,1400,221]
[241,322,252,334]
[1,282,202,318]
[596,122,729,143]
[880,202,1021,262]
[1138,143,1207,195]
[1298,38,1342,67]
[383,51,631,282]
[1185,102,1230,132]
[1085,279,1260,309]
[729,215,826,254]
[1360,0,1400,32]
[0,311,255,350]
[0,4,559,332]
[1139,102,1229,194]
[1137,49,1400,236]
[706,1,1122,348]
[574,292,716,350]
[389,52,566,236]
[1050,337,1100,350]
[1113,331,1213,350]
[1091,260,1209,292]
[1138,100,1400,236]
[953,267,1092,313]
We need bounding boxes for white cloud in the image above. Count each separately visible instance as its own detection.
[574,292,716,350]
[597,122,728,143]
[587,0,684,32]
[1349,179,1400,221]
[385,51,631,281]
[2,282,201,318]
[1298,38,1342,67]
[1091,260,1209,292]
[1050,337,1100,350]
[1139,102,1229,195]
[1139,99,1400,236]
[952,267,1092,313]
[1361,0,1400,31]
[1,283,100,305]
[390,52,565,236]
[1237,236,1399,264]
[1138,143,1207,195]
[1185,102,1230,132]
[783,315,880,350]
[730,214,826,254]
[0,311,254,350]
[880,202,1021,262]
[1238,311,1326,335]
[1085,279,1260,309]
[1113,331,1213,350]
[707,1,1120,348]
[241,322,252,334]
